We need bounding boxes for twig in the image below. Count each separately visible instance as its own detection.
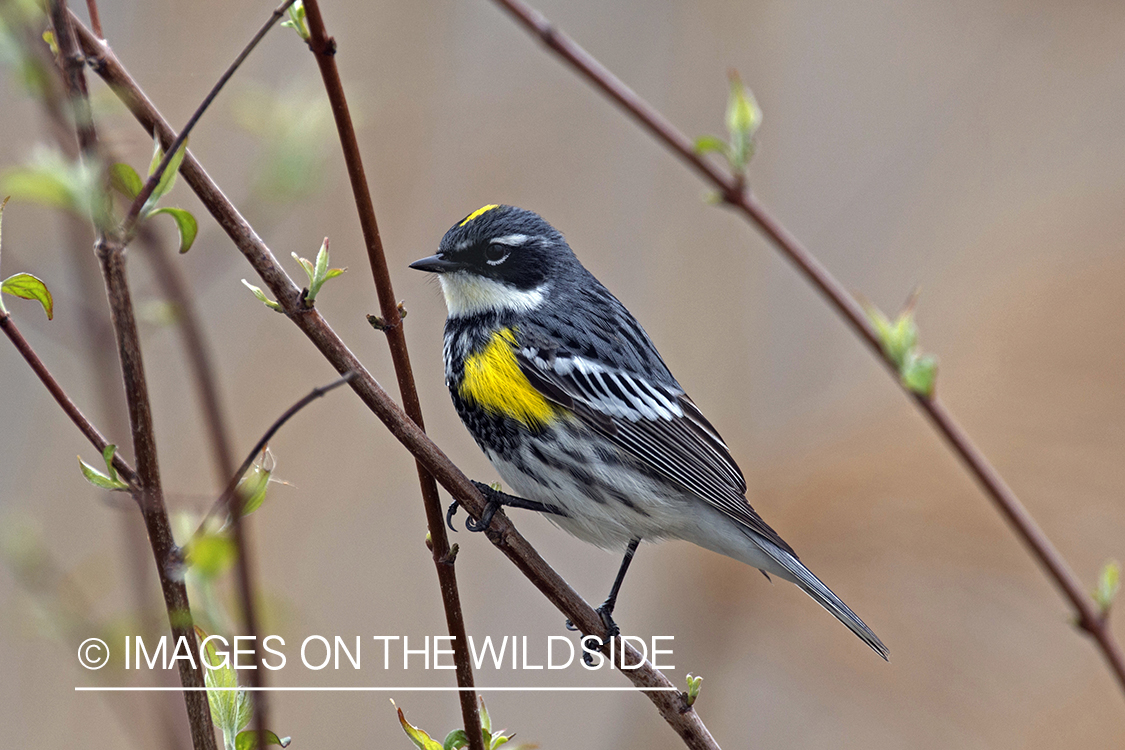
[121,0,297,235]
[213,375,355,750]
[48,3,218,748]
[83,0,102,38]
[73,17,720,748]
[487,0,1125,695]
[193,372,356,540]
[0,311,138,485]
[297,1,484,746]
[135,224,237,494]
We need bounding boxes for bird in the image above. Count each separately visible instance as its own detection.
[409,204,888,659]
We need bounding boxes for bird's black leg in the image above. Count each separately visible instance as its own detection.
[446,480,568,532]
[569,537,641,665]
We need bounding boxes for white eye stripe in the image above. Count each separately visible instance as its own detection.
[489,233,531,247]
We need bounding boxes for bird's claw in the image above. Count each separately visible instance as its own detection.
[568,604,620,666]
[445,500,461,532]
[465,499,500,532]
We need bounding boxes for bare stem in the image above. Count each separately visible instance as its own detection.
[49,2,217,747]
[192,372,356,543]
[73,16,719,748]
[83,0,102,38]
[121,0,297,235]
[0,311,138,485]
[135,225,237,497]
[488,0,1125,696]
[298,0,483,745]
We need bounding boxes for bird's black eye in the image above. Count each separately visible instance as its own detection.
[484,244,509,265]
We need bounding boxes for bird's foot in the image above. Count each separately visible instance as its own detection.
[445,493,501,533]
[568,603,620,666]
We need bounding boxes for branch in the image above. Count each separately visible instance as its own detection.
[0,311,138,485]
[297,1,483,746]
[49,3,218,748]
[211,374,353,750]
[135,223,237,484]
[84,0,102,38]
[72,16,720,748]
[487,0,1125,695]
[121,0,297,235]
[193,372,356,539]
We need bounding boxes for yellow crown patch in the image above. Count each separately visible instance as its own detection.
[459,204,501,227]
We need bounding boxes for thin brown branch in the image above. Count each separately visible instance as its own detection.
[0,311,138,485]
[121,0,297,235]
[136,225,237,487]
[83,0,102,38]
[73,17,719,748]
[297,0,484,746]
[49,3,218,748]
[488,0,1125,695]
[192,372,356,544]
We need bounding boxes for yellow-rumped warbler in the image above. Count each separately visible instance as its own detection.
[410,204,887,659]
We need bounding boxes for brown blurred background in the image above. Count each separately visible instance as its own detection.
[2,0,1125,747]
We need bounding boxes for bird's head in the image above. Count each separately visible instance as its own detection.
[409,204,577,318]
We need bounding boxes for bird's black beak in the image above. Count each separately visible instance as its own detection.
[409,254,463,274]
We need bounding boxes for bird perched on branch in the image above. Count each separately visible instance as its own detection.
[410,204,887,659]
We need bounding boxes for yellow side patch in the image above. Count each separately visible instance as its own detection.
[460,328,557,429]
[459,204,501,227]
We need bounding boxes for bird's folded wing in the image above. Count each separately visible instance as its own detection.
[516,342,796,556]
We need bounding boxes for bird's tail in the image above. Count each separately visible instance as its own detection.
[759,539,889,660]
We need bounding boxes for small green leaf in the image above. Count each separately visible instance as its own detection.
[693,135,728,157]
[295,238,345,303]
[292,252,315,283]
[101,444,120,483]
[2,147,112,228]
[147,138,189,205]
[280,1,310,41]
[314,238,329,284]
[478,696,491,736]
[78,453,128,490]
[235,730,291,750]
[147,206,198,254]
[242,279,283,312]
[200,625,252,748]
[2,164,74,209]
[185,531,237,579]
[443,729,469,750]
[725,71,763,172]
[685,673,703,707]
[236,452,274,516]
[1095,560,1120,615]
[901,352,938,397]
[110,163,143,199]
[2,272,54,320]
[42,30,59,56]
[393,701,443,750]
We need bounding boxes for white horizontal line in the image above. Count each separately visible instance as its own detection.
[76,686,678,692]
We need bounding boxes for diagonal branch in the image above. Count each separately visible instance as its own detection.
[487,0,1125,696]
[121,0,297,235]
[0,311,138,485]
[297,0,483,746]
[72,16,720,749]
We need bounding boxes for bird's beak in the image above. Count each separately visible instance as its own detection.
[409,254,463,274]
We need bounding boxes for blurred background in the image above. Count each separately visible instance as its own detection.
[2,0,1125,747]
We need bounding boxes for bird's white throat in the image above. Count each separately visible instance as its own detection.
[438,273,549,318]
